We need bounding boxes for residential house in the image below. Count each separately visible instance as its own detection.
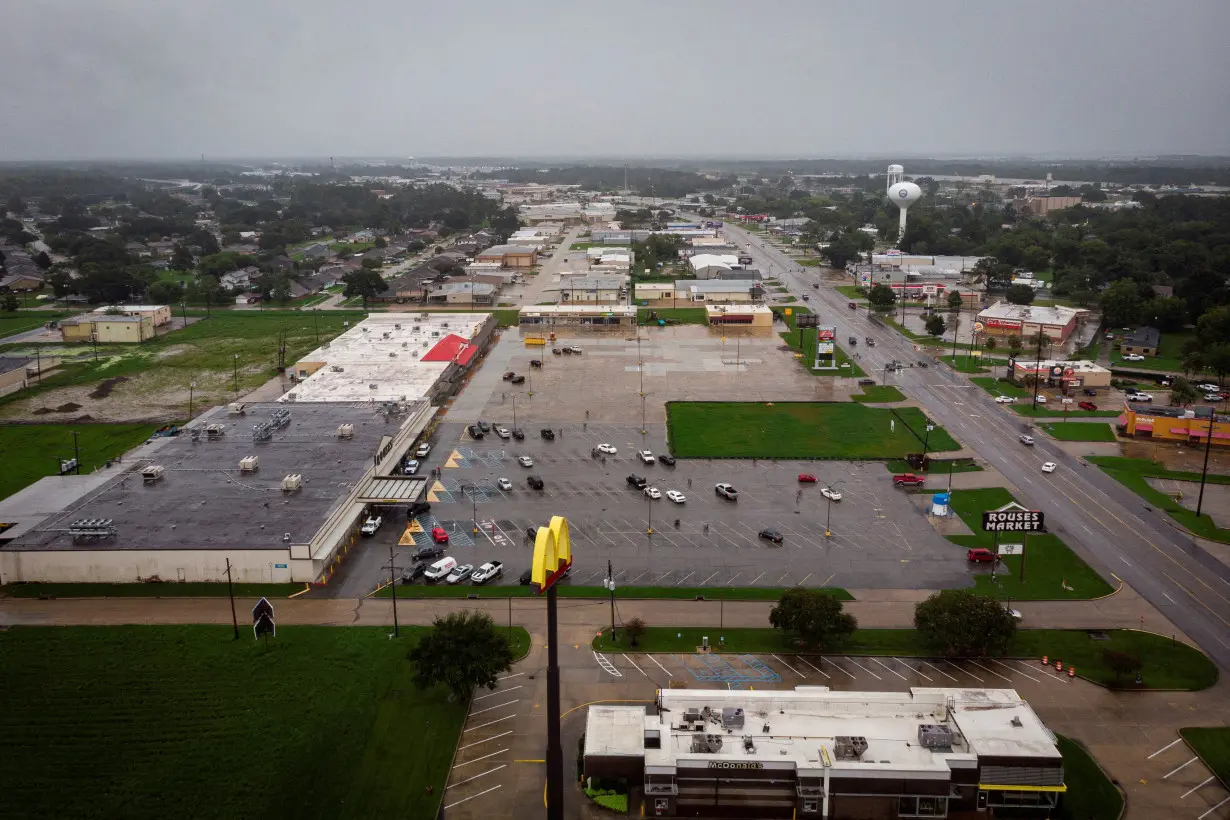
[300,243,333,259]
[1121,326,1161,358]
[272,255,295,271]
[219,267,257,291]
[125,242,153,259]
[428,251,468,272]
[372,267,438,303]
[0,270,44,292]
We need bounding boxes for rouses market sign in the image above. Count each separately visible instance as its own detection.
[982,509,1045,532]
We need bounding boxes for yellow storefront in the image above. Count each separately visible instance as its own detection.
[1121,404,1230,447]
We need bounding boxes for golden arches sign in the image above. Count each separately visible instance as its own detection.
[530,515,573,594]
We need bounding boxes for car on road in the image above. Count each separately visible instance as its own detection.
[1205,392,1228,402]
[1041,462,1057,473]
[865,337,875,346]
[627,474,648,490]
[446,564,474,584]
[892,473,925,487]
[527,475,545,490]
[1078,401,1098,411]
[415,544,446,561]
[540,428,555,440]
[644,486,661,499]
[495,426,511,439]
[1104,332,1115,340]
[400,563,426,584]
[1083,388,1098,396]
[1019,434,1035,445]
[403,459,420,474]
[502,371,516,381]
[597,443,617,455]
[715,482,738,500]
[431,526,449,544]
[758,528,784,544]
[510,375,525,384]
[967,548,999,563]
[518,455,534,467]
[1006,608,1023,621]
[1126,391,1154,402]
[360,515,382,536]
[638,449,655,464]
[658,454,676,466]
[1197,383,1220,393]
[529,359,542,368]
[848,302,857,310]
[415,442,432,458]
[798,473,817,483]
[1123,354,1146,362]
[496,477,512,491]
[994,395,1015,403]
[801,295,809,301]
[471,561,503,585]
[467,424,485,439]
[821,487,842,502]
[423,557,458,582]
[665,490,686,504]
[858,378,876,386]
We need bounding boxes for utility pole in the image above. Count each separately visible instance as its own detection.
[1030,331,1045,408]
[188,381,196,420]
[1195,405,1219,517]
[603,560,617,641]
[72,430,80,474]
[389,542,400,637]
[225,558,239,640]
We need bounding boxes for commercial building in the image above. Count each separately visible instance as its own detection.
[517,305,636,329]
[674,280,763,304]
[634,283,676,303]
[584,686,1065,819]
[59,313,155,343]
[426,281,497,305]
[0,356,33,397]
[705,304,773,328]
[689,254,741,280]
[1120,326,1160,357]
[93,304,173,327]
[555,273,627,303]
[1007,359,1111,392]
[1013,195,1083,216]
[475,244,538,268]
[1120,403,1230,447]
[975,302,1084,346]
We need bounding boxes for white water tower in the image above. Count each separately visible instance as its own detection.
[887,163,922,240]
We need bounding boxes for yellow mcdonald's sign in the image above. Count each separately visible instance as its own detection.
[531,515,573,594]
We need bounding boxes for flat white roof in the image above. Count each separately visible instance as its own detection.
[586,706,647,757]
[706,303,772,315]
[977,301,1082,326]
[93,304,169,312]
[518,305,635,317]
[690,253,739,269]
[1011,359,1108,374]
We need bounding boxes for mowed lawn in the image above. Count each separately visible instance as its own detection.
[1040,421,1118,442]
[0,625,520,820]
[0,423,160,500]
[666,402,959,459]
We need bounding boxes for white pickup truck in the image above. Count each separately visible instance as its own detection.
[360,515,382,536]
[471,561,504,585]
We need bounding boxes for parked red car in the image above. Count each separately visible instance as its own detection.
[967,548,1000,563]
[1078,401,1098,411]
[431,527,449,544]
[798,473,817,483]
[892,473,925,487]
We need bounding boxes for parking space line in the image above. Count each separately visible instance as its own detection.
[841,657,882,680]
[658,570,673,583]
[1148,738,1183,759]
[775,571,792,583]
[453,748,510,769]
[989,659,1042,683]
[443,784,502,809]
[447,764,508,791]
[674,571,695,586]
[1012,660,1064,684]
[622,654,649,678]
[497,672,523,681]
[458,730,514,751]
[699,570,721,586]
[1199,795,1230,819]
[1163,757,1199,779]
[646,655,673,677]
[871,657,909,681]
[475,685,521,701]
[749,571,766,585]
[463,714,517,733]
[944,661,983,683]
[1180,775,1215,797]
[772,654,806,679]
[797,656,830,679]
[727,571,743,585]
[469,699,520,717]
[628,570,650,584]
[968,660,1013,682]
[893,659,933,682]
[797,572,813,585]
[921,661,958,682]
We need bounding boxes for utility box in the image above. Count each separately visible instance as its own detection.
[282,474,303,492]
[228,402,246,415]
[239,456,259,473]
[141,465,165,483]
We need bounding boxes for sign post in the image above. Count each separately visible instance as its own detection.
[982,503,1044,586]
[531,517,574,820]
[252,597,276,648]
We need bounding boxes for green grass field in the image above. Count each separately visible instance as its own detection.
[0,423,161,500]
[1,582,305,598]
[1039,421,1118,442]
[1056,735,1124,820]
[945,488,1113,600]
[666,402,958,459]
[1108,331,1192,372]
[1089,456,1230,544]
[772,307,865,377]
[1180,728,1230,785]
[0,310,75,338]
[376,585,853,601]
[0,625,528,820]
[852,385,906,403]
[797,258,823,267]
[833,285,863,300]
[939,353,1009,373]
[1013,405,1123,418]
[638,307,709,326]
[592,627,1215,690]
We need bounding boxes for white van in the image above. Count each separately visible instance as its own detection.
[423,557,458,583]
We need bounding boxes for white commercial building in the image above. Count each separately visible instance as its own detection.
[689,253,740,279]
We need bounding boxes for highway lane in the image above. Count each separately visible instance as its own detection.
[719,220,1230,669]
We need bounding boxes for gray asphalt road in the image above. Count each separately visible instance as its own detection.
[718,219,1230,670]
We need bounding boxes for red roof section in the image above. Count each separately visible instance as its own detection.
[421,333,478,366]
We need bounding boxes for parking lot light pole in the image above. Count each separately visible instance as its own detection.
[389,542,399,638]
[603,561,617,641]
[462,483,478,535]
[821,481,841,538]
[922,423,935,464]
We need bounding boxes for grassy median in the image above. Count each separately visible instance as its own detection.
[1056,735,1124,820]
[1180,727,1230,785]
[1089,456,1230,545]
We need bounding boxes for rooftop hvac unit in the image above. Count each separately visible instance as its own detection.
[431,331,440,337]
[141,465,165,483]
[69,518,117,540]
[722,708,745,729]
[394,323,401,329]
[282,474,303,492]
[382,332,390,339]
[227,402,247,415]
[337,423,354,439]
[918,724,953,750]
[690,733,723,754]
[422,341,429,347]
[331,365,344,372]
[442,322,449,328]
[285,392,297,401]
[239,456,259,472]
[402,342,408,348]
[833,736,868,761]
[368,383,379,390]
[205,423,225,438]
[389,351,397,357]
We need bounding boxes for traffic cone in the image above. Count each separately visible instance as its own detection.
[1042,655,1048,666]
[1055,660,1062,671]
[1068,666,1075,678]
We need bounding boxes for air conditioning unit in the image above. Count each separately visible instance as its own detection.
[205,424,225,438]
[917,725,953,750]
[141,465,165,483]
[337,423,354,439]
[331,365,344,372]
[239,456,259,473]
[227,402,246,415]
[369,383,379,390]
[833,736,868,760]
[282,474,303,492]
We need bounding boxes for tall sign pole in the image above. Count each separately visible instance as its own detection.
[531,517,573,820]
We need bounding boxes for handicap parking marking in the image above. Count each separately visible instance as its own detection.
[593,652,622,677]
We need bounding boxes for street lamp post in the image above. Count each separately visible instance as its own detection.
[1195,402,1220,517]
[821,481,841,538]
[922,423,935,465]
[603,561,617,641]
[188,380,196,419]
[232,353,239,394]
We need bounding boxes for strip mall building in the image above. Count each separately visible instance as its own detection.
[1120,402,1230,447]
[975,303,1085,346]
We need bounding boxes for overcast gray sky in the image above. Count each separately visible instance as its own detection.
[2,0,1228,160]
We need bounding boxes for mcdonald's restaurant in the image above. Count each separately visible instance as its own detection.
[583,686,1065,819]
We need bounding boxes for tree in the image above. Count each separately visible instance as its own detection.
[360,257,382,270]
[5,194,25,216]
[624,617,647,648]
[34,251,52,270]
[1,293,18,312]
[170,243,195,271]
[984,336,997,351]
[924,313,947,337]
[947,290,963,311]
[145,280,184,305]
[407,611,516,702]
[1101,649,1143,685]
[1169,377,1201,407]
[1144,296,1186,333]
[1099,279,1144,328]
[868,283,896,312]
[914,590,1016,657]
[373,236,387,249]
[768,588,857,651]
[1005,284,1035,306]
[342,268,386,309]
[271,275,292,305]
[1007,335,1023,357]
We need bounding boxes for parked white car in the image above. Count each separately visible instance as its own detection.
[644,486,661,500]
[597,443,617,455]
[360,515,383,536]
[496,477,512,491]
[1041,462,1057,474]
[1034,395,1047,403]
[821,487,842,502]
[666,490,686,504]
[1122,354,1146,362]
[638,450,655,464]
[495,426,511,439]
[994,395,1015,404]
[518,456,534,467]
[1127,392,1154,402]
[415,442,432,458]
